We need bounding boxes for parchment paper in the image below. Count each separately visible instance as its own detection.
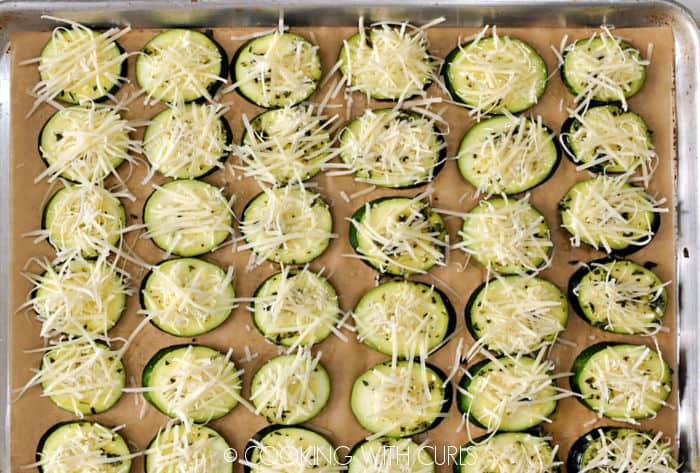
[9,24,676,473]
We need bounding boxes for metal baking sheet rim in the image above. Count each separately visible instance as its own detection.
[0,1,697,471]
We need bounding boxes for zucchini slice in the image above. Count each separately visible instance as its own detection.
[136,29,227,103]
[559,177,664,254]
[40,339,125,416]
[456,432,560,473]
[142,344,242,423]
[244,425,340,473]
[143,103,232,179]
[141,258,235,337]
[466,275,568,355]
[350,360,451,437]
[37,24,127,105]
[38,105,132,183]
[567,427,678,473]
[353,280,455,358]
[238,106,334,185]
[42,183,126,258]
[250,349,331,424]
[145,423,232,473]
[569,258,668,335]
[339,108,446,188]
[562,34,647,105]
[232,32,322,108]
[32,257,127,338]
[443,35,547,115]
[143,179,233,257]
[240,186,333,265]
[348,437,434,473]
[561,105,654,175]
[457,356,559,432]
[36,421,132,473]
[252,267,340,348]
[339,24,434,100]
[457,115,560,195]
[349,197,448,276]
[459,196,553,275]
[570,342,672,421]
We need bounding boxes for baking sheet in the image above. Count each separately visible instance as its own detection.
[8,24,677,472]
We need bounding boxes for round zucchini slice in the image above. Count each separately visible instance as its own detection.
[443,35,547,115]
[339,25,435,100]
[141,258,235,337]
[142,344,242,423]
[136,29,227,103]
[40,339,125,416]
[37,25,127,105]
[250,349,331,424]
[348,437,434,473]
[339,108,446,188]
[32,257,127,338]
[240,186,333,265]
[238,106,334,185]
[569,258,668,335]
[459,196,552,275]
[36,421,132,473]
[561,104,654,175]
[349,197,448,276]
[457,356,558,432]
[252,267,340,348]
[244,425,340,473]
[143,179,233,257]
[143,103,232,179]
[567,427,678,473]
[466,275,568,355]
[457,115,560,195]
[562,34,647,104]
[350,360,451,437]
[456,432,560,473]
[353,280,455,358]
[145,423,232,473]
[559,177,664,254]
[38,105,132,183]
[42,183,126,258]
[570,342,672,421]
[232,32,322,108]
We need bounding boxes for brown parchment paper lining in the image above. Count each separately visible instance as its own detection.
[9,24,676,472]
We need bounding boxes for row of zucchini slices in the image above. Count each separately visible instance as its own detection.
[25,18,677,473]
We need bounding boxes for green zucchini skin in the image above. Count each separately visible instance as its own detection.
[454,432,561,473]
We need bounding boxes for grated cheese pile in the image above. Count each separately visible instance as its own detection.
[244,430,341,473]
[579,429,679,473]
[470,276,567,354]
[27,256,129,338]
[25,18,129,113]
[38,104,138,184]
[339,108,444,187]
[143,102,231,179]
[250,348,327,424]
[235,106,337,185]
[560,176,666,253]
[250,266,341,350]
[239,186,334,264]
[457,196,553,275]
[462,434,561,472]
[340,21,435,100]
[145,424,232,473]
[564,29,648,110]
